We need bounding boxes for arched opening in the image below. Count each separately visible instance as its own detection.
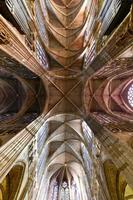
[0,50,47,146]
[0,164,25,200]
[36,114,94,200]
[104,160,133,200]
[60,181,70,200]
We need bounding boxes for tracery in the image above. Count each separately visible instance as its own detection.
[127,83,133,107]
[61,181,70,200]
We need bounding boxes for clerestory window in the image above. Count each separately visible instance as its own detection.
[127,83,133,108]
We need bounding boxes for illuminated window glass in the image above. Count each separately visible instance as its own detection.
[53,184,58,200]
[50,181,58,200]
[82,121,93,148]
[61,181,70,200]
[72,180,80,200]
[127,84,133,107]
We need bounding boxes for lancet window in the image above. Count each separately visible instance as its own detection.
[71,180,80,200]
[61,181,70,200]
[50,180,58,200]
[127,83,133,107]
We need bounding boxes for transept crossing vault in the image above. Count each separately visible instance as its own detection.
[0,0,133,199]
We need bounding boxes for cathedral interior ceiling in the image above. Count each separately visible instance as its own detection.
[34,0,133,182]
[0,0,95,186]
[44,114,85,179]
[0,50,46,145]
[0,0,133,196]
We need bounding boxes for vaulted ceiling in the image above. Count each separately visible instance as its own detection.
[34,0,133,190]
[35,0,95,194]
[36,0,95,77]
[0,0,133,198]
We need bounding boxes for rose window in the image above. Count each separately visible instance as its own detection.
[127,84,133,107]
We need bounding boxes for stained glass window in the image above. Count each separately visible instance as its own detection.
[61,181,70,200]
[82,145,92,179]
[72,180,80,200]
[52,184,58,200]
[82,121,93,148]
[127,84,133,107]
[50,181,58,200]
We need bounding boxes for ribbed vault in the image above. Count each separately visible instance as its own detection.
[1,0,133,200]
[38,114,93,200]
[33,1,133,199]
[35,0,95,77]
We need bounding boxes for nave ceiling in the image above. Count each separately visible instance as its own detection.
[0,0,133,199]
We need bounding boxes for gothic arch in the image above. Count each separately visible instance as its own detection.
[0,162,25,200]
[103,160,133,200]
[36,114,95,200]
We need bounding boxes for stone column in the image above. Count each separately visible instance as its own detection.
[0,115,45,182]
[86,117,133,188]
